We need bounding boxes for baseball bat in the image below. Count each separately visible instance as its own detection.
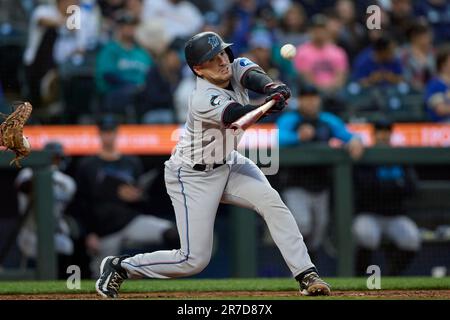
[230,99,276,135]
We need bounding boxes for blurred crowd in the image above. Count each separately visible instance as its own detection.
[0,0,449,124]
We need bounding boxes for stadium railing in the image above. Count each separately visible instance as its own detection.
[1,146,450,279]
[232,145,450,277]
[0,151,55,280]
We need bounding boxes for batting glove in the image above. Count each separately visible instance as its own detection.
[265,92,286,113]
[264,82,291,100]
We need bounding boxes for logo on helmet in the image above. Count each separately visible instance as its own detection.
[208,36,220,50]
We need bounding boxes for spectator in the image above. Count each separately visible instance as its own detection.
[246,29,278,79]
[276,85,364,257]
[242,28,285,122]
[97,0,125,41]
[294,14,349,95]
[95,10,152,118]
[74,115,179,277]
[141,0,204,46]
[98,0,125,19]
[334,0,367,62]
[275,2,309,48]
[15,141,76,278]
[189,0,214,14]
[353,119,421,276]
[400,22,435,92]
[0,0,30,94]
[200,10,222,34]
[53,0,101,124]
[352,35,404,88]
[385,0,415,45]
[138,44,181,124]
[269,0,293,17]
[414,0,450,45]
[207,0,232,16]
[53,0,101,65]
[23,0,76,110]
[135,18,170,58]
[255,4,279,34]
[0,0,29,30]
[298,0,337,17]
[424,47,450,122]
[324,9,343,45]
[124,0,143,21]
[225,0,259,56]
[271,4,308,91]
[173,68,196,124]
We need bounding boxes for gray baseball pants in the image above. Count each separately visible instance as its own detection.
[121,151,315,279]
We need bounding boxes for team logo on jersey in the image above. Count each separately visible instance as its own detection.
[210,95,228,107]
[239,58,254,67]
[210,95,221,106]
[208,36,220,50]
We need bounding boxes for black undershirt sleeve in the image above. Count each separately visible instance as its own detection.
[221,69,274,127]
[222,102,260,126]
[241,68,273,94]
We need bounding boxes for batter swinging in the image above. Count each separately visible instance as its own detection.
[96,32,331,298]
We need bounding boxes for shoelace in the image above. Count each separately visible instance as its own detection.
[109,272,125,292]
[302,273,319,287]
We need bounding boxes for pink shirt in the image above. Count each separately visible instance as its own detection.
[294,42,348,88]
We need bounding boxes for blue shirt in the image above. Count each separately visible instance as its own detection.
[277,111,355,146]
[425,77,450,122]
[351,47,403,85]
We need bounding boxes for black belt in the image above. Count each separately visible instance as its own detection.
[193,163,225,171]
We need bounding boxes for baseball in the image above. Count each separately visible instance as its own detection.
[280,44,297,60]
[23,136,30,149]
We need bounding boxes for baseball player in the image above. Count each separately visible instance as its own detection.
[15,141,75,269]
[96,32,331,298]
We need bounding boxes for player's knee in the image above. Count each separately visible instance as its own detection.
[395,236,420,251]
[390,217,421,251]
[184,254,211,276]
[352,214,381,250]
[261,187,286,209]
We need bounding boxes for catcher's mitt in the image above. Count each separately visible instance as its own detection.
[0,102,33,167]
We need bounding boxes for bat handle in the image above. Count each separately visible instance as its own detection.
[230,99,276,135]
[260,99,276,113]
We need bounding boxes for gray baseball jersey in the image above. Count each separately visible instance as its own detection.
[173,57,260,166]
[121,57,315,280]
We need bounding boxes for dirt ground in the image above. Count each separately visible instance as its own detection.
[1,290,450,300]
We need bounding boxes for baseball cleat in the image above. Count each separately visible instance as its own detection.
[95,255,129,298]
[299,271,331,296]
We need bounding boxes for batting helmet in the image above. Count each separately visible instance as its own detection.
[185,32,234,76]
